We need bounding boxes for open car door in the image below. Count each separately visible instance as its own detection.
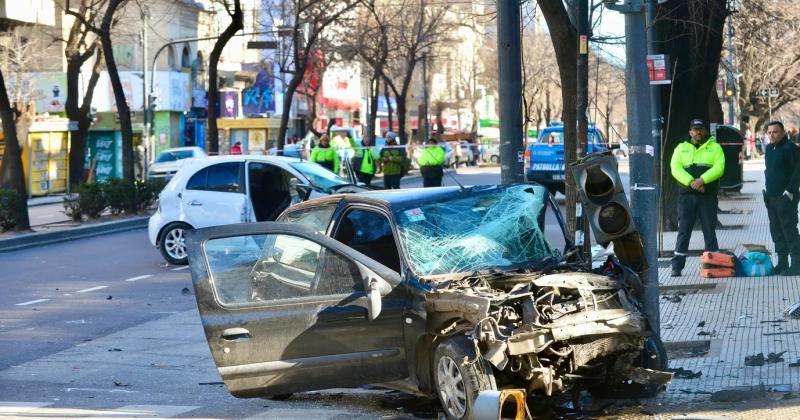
[186,222,408,398]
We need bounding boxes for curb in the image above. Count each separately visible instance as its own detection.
[0,216,149,253]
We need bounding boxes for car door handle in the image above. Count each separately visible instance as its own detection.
[187,200,202,206]
[221,328,251,341]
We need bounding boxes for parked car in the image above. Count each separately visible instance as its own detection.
[524,122,608,194]
[185,173,669,419]
[148,146,207,180]
[484,143,500,164]
[148,155,365,265]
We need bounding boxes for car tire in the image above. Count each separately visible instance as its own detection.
[433,336,496,420]
[490,155,499,164]
[158,222,192,265]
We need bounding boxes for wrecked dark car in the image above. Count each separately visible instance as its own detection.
[186,158,669,420]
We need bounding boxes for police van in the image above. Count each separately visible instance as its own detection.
[524,122,609,194]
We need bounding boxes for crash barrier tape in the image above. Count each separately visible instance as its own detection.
[473,389,527,420]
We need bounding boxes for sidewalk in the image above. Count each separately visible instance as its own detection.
[636,160,800,417]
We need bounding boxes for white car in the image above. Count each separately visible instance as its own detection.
[148,146,207,180]
[148,155,364,265]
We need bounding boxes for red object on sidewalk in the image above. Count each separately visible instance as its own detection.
[700,251,736,268]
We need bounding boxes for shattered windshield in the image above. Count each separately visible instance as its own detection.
[396,185,555,277]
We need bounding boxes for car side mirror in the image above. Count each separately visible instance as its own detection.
[295,184,313,201]
[364,276,392,321]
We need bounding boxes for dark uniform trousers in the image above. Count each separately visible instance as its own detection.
[420,165,443,187]
[766,194,800,259]
[671,193,719,271]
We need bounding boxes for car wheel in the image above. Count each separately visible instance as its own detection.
[159,222,192,265]
[434,336,496,420]
[490,155,499,164]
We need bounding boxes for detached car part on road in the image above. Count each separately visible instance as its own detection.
[185,153,670,419]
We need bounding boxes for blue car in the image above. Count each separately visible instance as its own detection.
[524,122,608,194]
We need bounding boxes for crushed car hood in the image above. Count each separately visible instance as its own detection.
[424,271,670,395]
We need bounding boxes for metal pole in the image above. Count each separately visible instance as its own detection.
[726,16,735,126]
[576,0,591,261]
[141,7,149,181]
[496,0,524,184]
[646,0,664,261]
[422,53,429,141]
[611,0,660,336]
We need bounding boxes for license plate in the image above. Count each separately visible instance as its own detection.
[530,163,564,171]
[552,174,565,181]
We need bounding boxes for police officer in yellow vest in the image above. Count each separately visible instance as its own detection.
[418,138,446,187]
[311,134,339,174]
[670,119,725,277]
[352,136,380,185]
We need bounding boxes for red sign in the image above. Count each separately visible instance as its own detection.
[647,54,671,85]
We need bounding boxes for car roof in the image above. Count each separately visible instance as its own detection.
[157,146,205,153]
[169,154,305,180]
[292,185,521,213]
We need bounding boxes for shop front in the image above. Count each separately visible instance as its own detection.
[22,119,77,197]
[216,118,282,154]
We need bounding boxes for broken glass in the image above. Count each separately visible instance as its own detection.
[396,185,555,277]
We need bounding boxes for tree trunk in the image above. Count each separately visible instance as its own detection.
[66,48,102,187]
[656,0,727,231]
[206,2,243,154]
[278,75,303,154]
[385,80,393,133]
[396,95,408,145]
[0,69,30,230]
[538,1,579,237]
[367,71,380,142]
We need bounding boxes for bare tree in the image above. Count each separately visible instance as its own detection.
[382,0,453,144]
[66,0,135,180]
[0,28,45,230]
[264,0,361,153]
[732,0,800,132]
[206,0,243,155]
[60,0,106,187]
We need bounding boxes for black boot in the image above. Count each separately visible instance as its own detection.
[774,254,789,275]
[782,255,800,276]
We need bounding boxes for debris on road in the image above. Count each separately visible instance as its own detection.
[106,295,112,300]
[667,367,702,379]
[181,287,192,296]
[767,351,786,363]
[785,301,800,319]
[744,353,765,366]
[697,330,717,337]
[789,359,800,367]
[107,348,122,352]
[662,291,686,303]
[710,387,766,402]
[113,380,129,387]
[697,321,706,328]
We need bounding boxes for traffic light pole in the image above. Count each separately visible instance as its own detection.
[608,0,661,337]
[496,0,524,184]
[576,0,591,261]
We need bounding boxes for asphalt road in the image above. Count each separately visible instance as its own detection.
[0,164,633,419]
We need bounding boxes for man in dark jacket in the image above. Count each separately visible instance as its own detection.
[764,121,800,275]
[669,119,725,277]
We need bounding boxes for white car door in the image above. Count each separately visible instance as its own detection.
[182,162,249,229]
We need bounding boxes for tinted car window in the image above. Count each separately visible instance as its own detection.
[206,163,242,192]
[278,205,335,234]
[186,168,207,190]
[204,234,362,306]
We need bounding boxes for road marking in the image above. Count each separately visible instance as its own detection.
[15,299,50,306]
[0,402,52,414]
[76,286,108,293]
[0,402,199,418]
[125,274,153,282]
[171,266,189,271]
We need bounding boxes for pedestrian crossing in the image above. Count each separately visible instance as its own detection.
[0,402,200,419]
[0,401,380,419]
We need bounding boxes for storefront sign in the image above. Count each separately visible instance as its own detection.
[242,68,275,116]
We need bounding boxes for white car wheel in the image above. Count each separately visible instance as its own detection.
[159,223,191,265]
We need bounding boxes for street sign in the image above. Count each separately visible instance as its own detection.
[770,87,779,97]
[646,54,671,85]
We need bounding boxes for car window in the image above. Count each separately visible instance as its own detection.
[186,168,207,190]
[155,150,194,163]
[206,163,242,192]
[248,162,300,221]
[278,205,335,234]
[204,233,363,306]
[541,132,563,144]
[334,209,400,273]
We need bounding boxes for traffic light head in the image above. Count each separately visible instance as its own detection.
[571,153,636,244]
